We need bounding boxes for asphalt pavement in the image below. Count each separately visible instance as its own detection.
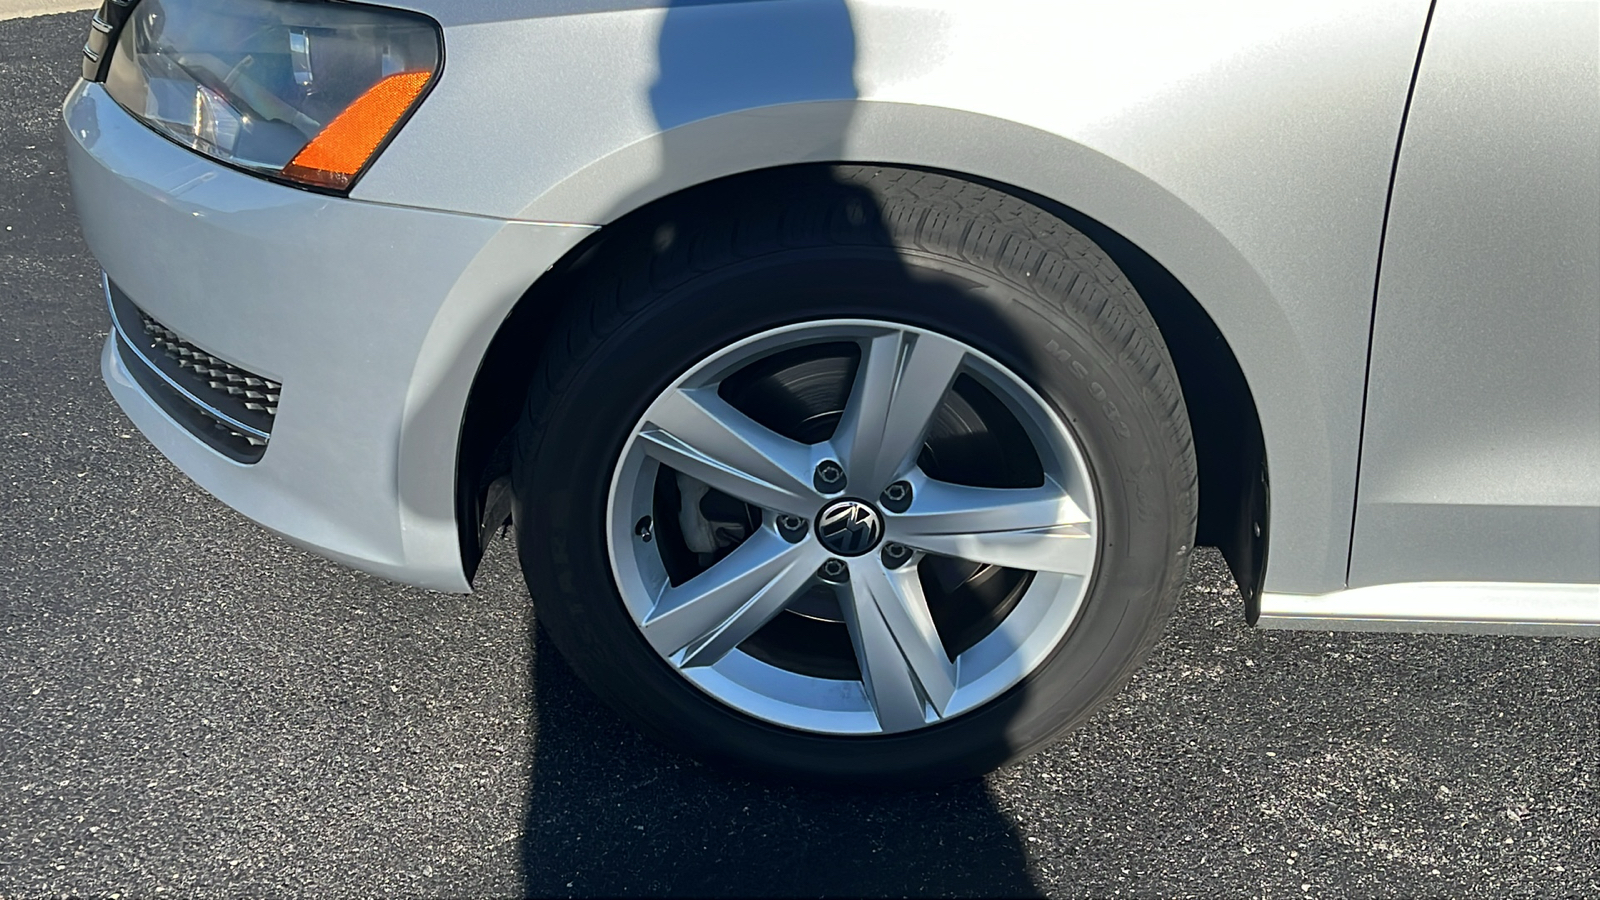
[0,2,94,23]
[1,11,1596,899]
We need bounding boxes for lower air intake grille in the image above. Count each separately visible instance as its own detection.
[106,277,280,463]
[137,313,282,419]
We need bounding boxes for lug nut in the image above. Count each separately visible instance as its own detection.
[814,460,846,493]
[881,481,913,513]
[819,558,850,582]
[881,542,911,569]
[777,514,808,542]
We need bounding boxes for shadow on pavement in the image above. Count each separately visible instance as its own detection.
[519,626,1040,898]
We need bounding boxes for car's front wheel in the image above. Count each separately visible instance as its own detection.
[513,168,1196,786]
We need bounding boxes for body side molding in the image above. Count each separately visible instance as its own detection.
[1259,582,1600,637]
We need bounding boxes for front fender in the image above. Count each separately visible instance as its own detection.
[362,0,1432,595]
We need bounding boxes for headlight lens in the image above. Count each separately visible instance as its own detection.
[104,0,441,191]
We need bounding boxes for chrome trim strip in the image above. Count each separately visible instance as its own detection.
[82,43,102,63]
[90,13,113,33]
[102,274,273,442]
[1259,581,1600,637]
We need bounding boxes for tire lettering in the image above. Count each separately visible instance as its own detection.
[1047,341,1131,436]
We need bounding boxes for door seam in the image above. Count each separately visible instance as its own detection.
[1345,0,1440,587]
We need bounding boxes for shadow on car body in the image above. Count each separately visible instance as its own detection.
[516,0,1042,895]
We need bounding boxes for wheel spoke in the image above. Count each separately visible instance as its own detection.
[832,329,967,494]
[641,528,823,667]
[841,558,958,733]
[639,386,821,517]
[888,476,1094,575]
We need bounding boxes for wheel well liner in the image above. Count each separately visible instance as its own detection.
[455,164,1269,618]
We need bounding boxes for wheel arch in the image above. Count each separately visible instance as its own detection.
[457,158,1270,617]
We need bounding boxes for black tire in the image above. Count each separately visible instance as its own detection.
[512,166,1196,787]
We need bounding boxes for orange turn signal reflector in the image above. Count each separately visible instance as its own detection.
[282,70,433,190]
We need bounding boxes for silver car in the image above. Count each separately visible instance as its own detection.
[64,0,1597,785]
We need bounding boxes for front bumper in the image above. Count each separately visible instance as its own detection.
[65,81,594,591]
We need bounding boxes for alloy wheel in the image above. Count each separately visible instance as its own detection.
[607,320,1099,735]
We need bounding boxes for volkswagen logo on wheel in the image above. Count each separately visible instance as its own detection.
[816,499,885,556]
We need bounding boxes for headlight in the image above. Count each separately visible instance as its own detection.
[104,0,441,192]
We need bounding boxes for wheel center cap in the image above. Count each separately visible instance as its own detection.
[816,499,884,556]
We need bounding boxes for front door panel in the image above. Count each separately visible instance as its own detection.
[1350,0,1600,588]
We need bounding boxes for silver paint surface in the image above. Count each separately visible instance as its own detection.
[351,0,1434,595]
[1350,0,1600,588]
[63,0,1598,626]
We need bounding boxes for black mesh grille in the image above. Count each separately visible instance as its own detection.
[138,313,282,419]
[106,278,279,464]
